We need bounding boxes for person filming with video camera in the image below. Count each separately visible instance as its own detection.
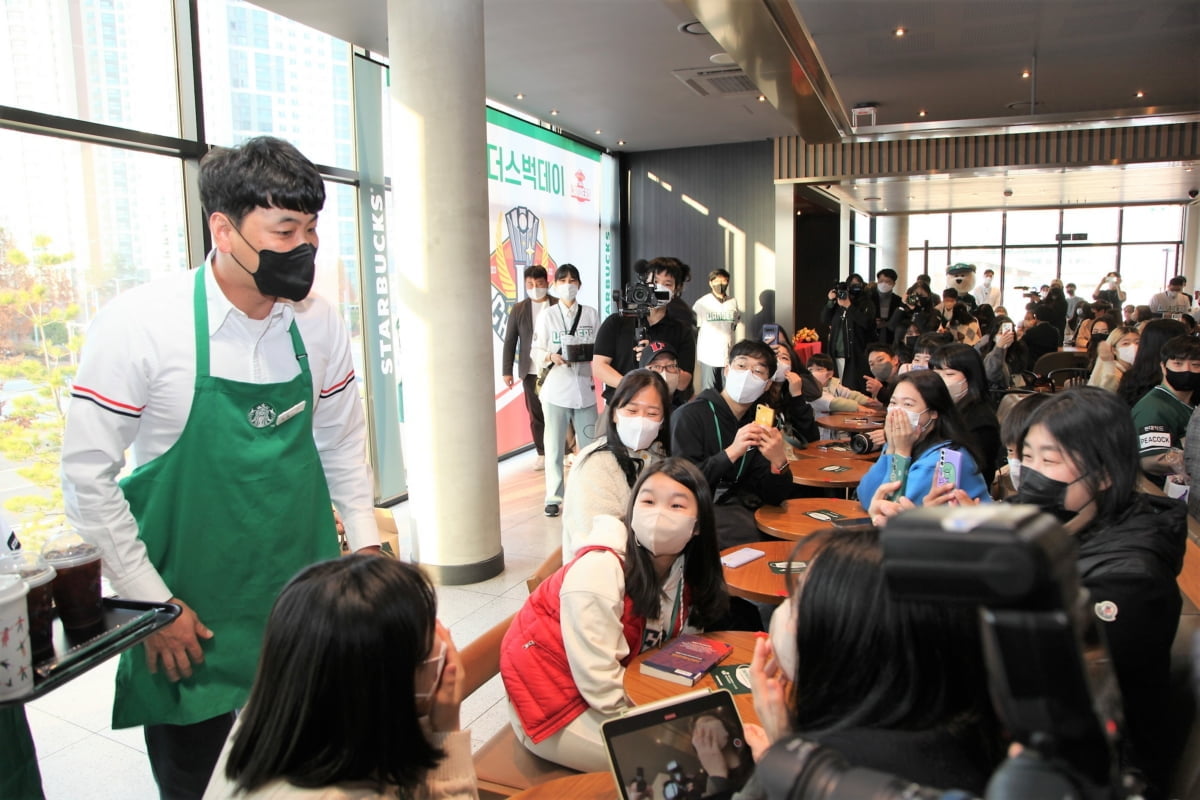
[820,274,875,393]
[593,257,697,406]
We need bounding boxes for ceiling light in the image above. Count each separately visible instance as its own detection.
[514,92,525,100]
[1021,70,1030,79]
[709,52,735,66]
[893,27,906,37]
[617,140,626,146]
[864,196,881,201]
[918,109,926,117]
[550,109,558,116]
[1135,90,1145,98]
[679,20,708,35]
[757,94,766,102]
[595,129,603,135]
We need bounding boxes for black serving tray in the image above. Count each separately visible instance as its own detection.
[0,597,180,706]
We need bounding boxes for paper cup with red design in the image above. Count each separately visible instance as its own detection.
[0,573,34,700]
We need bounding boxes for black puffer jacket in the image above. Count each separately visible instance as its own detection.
[1076,493,1187,794]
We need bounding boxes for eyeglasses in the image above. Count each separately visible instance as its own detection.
[649,362,680,374]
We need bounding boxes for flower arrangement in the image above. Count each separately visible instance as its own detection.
[793,327,820,344]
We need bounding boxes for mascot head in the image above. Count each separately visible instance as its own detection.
[946,263,977,295]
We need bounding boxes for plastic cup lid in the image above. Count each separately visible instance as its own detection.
[41,531,101,568]
[0,551,56,587]
[0,573,28,604]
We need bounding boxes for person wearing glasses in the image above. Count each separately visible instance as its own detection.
[671,340,797,549]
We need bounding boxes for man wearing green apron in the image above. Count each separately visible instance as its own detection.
[62,137,380,799]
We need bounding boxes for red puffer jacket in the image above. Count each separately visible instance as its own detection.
[500,545,646,744]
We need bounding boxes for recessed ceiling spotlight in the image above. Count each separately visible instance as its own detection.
[595,129,603,135]
[550,109,559,116]
[757,94,766,102]
[617,140,626,146]
[709,52,735,66]
[514,92,525,100]
[893,27,906,37]
[679,20,708,35]
[1021,70,1030,79]
[1135,90,1145,98]
[918,109,927,117]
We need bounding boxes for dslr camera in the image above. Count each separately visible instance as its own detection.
[617,271,672,340]
[834,281,849,300]
[757,505,1136,800]
[850,432,880,455]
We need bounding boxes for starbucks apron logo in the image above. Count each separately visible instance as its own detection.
[247,403,277,428]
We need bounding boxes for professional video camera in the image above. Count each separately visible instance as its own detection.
[614,260,671,341]
[756,504,1136,800]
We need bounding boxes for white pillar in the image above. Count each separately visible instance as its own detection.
[773,183,795,333]
[1183,204,1200,288]
[388,0,503,583]
[876,215,910,287]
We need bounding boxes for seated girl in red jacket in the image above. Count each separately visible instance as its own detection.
[500,458,729,772]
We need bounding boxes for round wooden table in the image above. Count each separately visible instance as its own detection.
[508,772,616,799]
[789,456,872,489]
[721,539,821,604]
[754,497,866,540]
[814,413,884,434]
[625,631,759,726]
[792,439,879,461]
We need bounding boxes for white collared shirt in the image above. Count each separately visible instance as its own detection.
[61,258,379,601]
[531,301,599,409]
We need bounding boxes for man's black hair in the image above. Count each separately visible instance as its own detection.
[523,265,548,281]
[199,136,325,225]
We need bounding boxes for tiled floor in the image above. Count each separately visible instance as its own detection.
[26,449,559,799]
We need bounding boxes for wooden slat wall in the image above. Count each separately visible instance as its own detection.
[774,122,1200,182]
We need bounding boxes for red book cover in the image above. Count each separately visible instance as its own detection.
[637,634,734,686]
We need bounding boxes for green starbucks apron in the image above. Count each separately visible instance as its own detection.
[112,266,339,728]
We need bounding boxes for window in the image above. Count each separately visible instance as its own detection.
[950,211,1002,247]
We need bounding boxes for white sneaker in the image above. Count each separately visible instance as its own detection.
[533,455,545,471]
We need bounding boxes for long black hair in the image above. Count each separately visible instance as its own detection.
[931,343,991,408]
[1016,387,1138,525]
[225,556,442,793]
[623,458,728,630]
[789,528,996,738]
[1117,318,1187,406]
[891,370,982,465]
[598,369,672,486]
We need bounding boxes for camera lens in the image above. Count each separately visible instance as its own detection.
[850,433,876,454]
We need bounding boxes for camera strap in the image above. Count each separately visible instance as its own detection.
[555,304,582,355]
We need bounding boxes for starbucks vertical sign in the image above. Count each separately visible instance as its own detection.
[354,55,405,502]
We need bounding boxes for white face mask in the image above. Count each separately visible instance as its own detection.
[414,638,447,708]
[1116,343,1138,364]
[981,278,992,288]
[655,283,673,300]
[724,368,769,404]
[773,360,791,383]
[876,282,893,295]
[889,404,926,432]
[528,286,548,301]
[551,282,578,301]
[768,595,798,682]
[631,507,696,557]
[615,413,662,451]
[1007,458,1022,490]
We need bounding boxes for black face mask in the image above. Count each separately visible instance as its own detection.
[229,224,317,302]
[1164,368,1200,394]
[1014,466,1080,524]
[849,284,863,294]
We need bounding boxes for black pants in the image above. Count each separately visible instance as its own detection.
[144,712,236,800]
[521,373,546,455]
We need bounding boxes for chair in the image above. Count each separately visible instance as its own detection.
[525,546,563,593]
[1046,367,1089,391]
[463,612,581,799]
[1031,350,1087,377]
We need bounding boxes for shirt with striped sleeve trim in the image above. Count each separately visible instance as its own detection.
[61,256,379,602]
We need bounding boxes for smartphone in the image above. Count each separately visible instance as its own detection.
[999,321,1015,336]
[760,323,781,345]
[755,404,776,428]
[935,448,963,488]
[831,517,872,528]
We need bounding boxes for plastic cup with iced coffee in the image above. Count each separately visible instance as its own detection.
[42,532,103,630]
[0,551,56,662]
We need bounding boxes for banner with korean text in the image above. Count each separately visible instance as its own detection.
[487,107,613,456]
